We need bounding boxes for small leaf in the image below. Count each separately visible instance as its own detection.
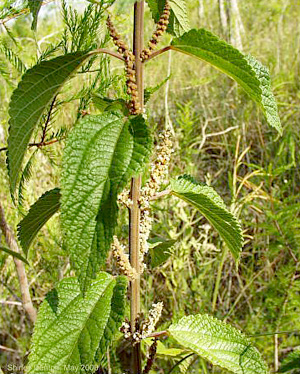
[27,273,115,374]
[170,175,243,260]
[168,314,267,374]
[279,349,300,373]
[171,29,281,133]
[8,52,91,195]
[144,338,186,357]
[148,238,176,268]
[95,276,128,363]
[61,113,152,291]
[28,0,42,30]
[92,95,129,115]
[17,188,61,255]
[0,246,29,265]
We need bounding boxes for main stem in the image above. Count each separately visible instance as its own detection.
[130,2,144,373]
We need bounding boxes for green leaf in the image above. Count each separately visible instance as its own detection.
[61,113,152,291]
[7,52,91,195]
[171,29,281,133]
[0,246,29,265]
[27,273,115,374]
[170,175,243,260]
[279,349,300,373]
[168,314,267,374]
[144,338,186,357]
[17,188,61,255]
[92,95,129,115]
[148,238,176,267]
[28,0,42,30]
[95,276,128,363]
[146,0,189,36]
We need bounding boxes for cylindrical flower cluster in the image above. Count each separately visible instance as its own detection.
[111,236,137,281]
[141,1,171,61]
[106,16,140,114]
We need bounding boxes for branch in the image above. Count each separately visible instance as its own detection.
[0,203,36,323]
[144,46,173,62]
[92,48,125,62]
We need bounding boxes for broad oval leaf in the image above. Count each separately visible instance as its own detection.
[27,272,116,374]
[171,29,281,133]
[17,188,61,255]
[8,52,91,195]
[61,113,152,291]
[170,175,243,260]
[168,314,267,374]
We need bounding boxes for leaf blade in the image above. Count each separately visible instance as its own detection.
[170,175,243,260]
[27,273,116,374]
[61,113,152,291]
[168,314,267,374]
[7,52,91,195]
[0,246,29,265]
[171,29,281,133]
[17,188,61,255]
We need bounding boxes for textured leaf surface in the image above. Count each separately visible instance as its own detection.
[28,0,42,30]
[0,246,29,264]
[95,276,128,362]
[27,273,115,374]
[146,0,189,36]
[169,314,267,374]
[8,52,90,195]
[171,175,243,260]
[17,188,61,255]
[61,113,151,290]
[171,29,281,133]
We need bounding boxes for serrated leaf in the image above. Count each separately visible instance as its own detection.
[8,52,91,195]
[28,0,42,30]
[171,29,281,133]
[168,314,267,374]
[0,246,29,265]
[61,113,152,291]
[146,0,189,36]
[279,349,300,373]
[27,273,115,374]
[95,276,128,362]
[17,188,61,255]
[170,175,243,260]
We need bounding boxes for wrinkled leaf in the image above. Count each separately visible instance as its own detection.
[279,349,300,373]
[27,273,115,374]
[171,29,281,133]
[61,113,152,291]
[169,314,267,374]
[8,52,91,195]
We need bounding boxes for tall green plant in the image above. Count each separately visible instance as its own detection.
[4,0,281,373]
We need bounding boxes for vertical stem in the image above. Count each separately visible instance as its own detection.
[130,2,144,373]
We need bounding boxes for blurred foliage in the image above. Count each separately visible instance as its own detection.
[1,0,300,373]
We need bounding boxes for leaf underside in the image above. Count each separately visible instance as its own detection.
[171,29,281,133]
[17,188,61,255]
[7,52,90,195]
[27,273,116,374]
[170,175,243,260]
[61,113,152,291]
[169,314,267,374]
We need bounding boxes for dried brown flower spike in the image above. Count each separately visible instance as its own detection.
[141,1,171,61]
[106,15,140,114]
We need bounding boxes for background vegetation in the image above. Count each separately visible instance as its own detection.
[0,0,299,373]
